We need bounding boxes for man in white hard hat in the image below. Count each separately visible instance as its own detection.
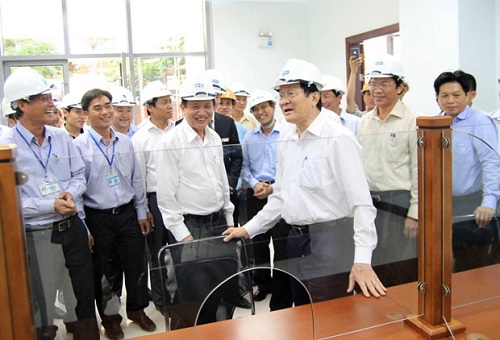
[241,89,293,310]
[231,81,259,131]
[1,97,17,128]
[223,59,386,304]
[357,54,419,287]
[156,76,237,327]
[110,86,139,137]
[131,80,176,319]
[321,74,360,134]
[0,68,99,339]
[60,92,86,138]
[74,88,156,339]
[0,98,13,135]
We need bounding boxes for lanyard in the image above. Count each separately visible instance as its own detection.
[16,127,52,176]
[89,131,115,167]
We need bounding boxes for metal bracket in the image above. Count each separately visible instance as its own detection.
[442,284,451,296]
[417,136,425,149]
[417,281,426,294]
[16,172,28,185]
[442,136,450,148]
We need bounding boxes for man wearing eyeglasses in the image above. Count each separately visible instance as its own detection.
[223,59,386,304]
[357,54,419,288]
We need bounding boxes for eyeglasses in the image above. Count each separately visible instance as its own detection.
[278,90,304,100]
[368,82,394,90]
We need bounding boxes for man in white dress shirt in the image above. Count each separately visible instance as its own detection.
[223,59,386,304]
[131,81,176,318]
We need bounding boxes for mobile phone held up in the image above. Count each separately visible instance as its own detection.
[350,47,360,59]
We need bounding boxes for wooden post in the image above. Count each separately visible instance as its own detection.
[0,145,34,340]
[404,116,465,338]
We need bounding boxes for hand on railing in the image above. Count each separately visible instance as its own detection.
[474,206,496,228]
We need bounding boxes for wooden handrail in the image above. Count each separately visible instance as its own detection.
[0,144,34,340]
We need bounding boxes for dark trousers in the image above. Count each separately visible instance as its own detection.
[147,192,176,308]
[26,216,96,327]
[247,189,293,310]
[85,202,149,320]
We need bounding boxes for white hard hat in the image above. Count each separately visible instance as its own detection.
[249,89,275,110]
[321,75,346,94]
[202,69,226,94]
[141,81,172,106]
[366,54,404,79]
[179,76,216,101]
[60,92,82,109]
[274,59,324,91]
[231,82,250,97]
[110,87,136,106]
[4,68,54,109]
[2,98,15,117]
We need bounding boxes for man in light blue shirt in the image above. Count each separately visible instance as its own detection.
[74,88,155,339]
[0,68,98,339]
[434,70,500,272]
[241,89,292,310]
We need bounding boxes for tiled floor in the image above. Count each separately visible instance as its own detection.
[54,290,272,339]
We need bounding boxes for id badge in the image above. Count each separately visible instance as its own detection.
[106,173,120,187]
[39,178,61,196]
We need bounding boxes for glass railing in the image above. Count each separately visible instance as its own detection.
[2,116,500,339]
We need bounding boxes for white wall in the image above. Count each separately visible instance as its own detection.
[458,0,497,112]
[399,0,460,115]
[211,0,500,113]
[211,0,311,92]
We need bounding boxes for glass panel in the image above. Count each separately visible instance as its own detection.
[451,125,500,313]
[130,0,205,54]
[0,0,64,55]
[66,0,127,54]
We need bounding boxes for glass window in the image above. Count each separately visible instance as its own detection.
[130,0,205,53]
[68,57,124,94]
[0,0,64,55]
[66,0,127,54]
[134,55,206,122]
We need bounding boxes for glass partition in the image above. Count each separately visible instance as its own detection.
[5,116,500,339]
[450,126,500,317]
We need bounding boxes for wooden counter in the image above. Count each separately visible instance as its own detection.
[132,265,500,339]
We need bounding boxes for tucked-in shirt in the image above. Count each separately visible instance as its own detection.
[241,122,280,189]
[0,122,87,227]
[156,119,235,241]
[74,127,147,220]
[131,118,175,195]
[244,112,377,264]
[340,109,360,135]
[357,100,419,219]
[441,106,500,209]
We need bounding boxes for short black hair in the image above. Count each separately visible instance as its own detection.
[463,72,477,92]
[81,88,112,111]
[298,81,322,110]
[433,70,470,95]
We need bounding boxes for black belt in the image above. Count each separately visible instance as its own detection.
[290,224,309,235]
[263,181,275,185]
[371,195,409,218]
[184,210,223,222]
[86,201,133,215]
[53,215,75,232]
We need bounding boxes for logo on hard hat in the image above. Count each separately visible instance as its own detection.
[281,70,290,76]
[375,61,384,65]
[194,83,204,88]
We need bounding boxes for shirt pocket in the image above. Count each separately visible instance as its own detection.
[299,157,329,190]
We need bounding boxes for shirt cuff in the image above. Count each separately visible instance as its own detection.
[481,194,498,210]
[170,223,191,242]
[225,212,234,227]
[354,246,372,265]
[407,204,418,220]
